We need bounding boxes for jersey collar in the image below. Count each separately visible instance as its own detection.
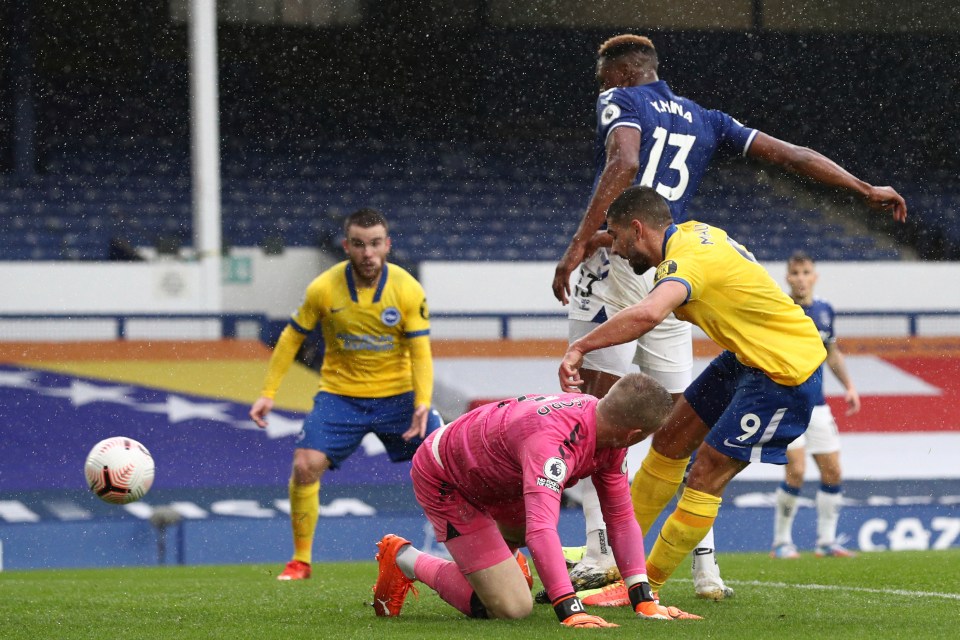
[345,262,390,303]
[662,223,679,258]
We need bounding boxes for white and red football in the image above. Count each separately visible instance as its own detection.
[84,437,155,504]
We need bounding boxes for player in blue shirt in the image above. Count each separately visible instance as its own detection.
[551,33,906,601]
[771,251,860,559]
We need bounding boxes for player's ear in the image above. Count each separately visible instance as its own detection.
[341,237,349,253]
[627,426,652,447]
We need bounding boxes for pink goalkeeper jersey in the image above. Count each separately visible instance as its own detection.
[428,393,648,600]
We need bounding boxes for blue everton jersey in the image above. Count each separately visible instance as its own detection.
[801,297,837,404]
[594,81,758,222]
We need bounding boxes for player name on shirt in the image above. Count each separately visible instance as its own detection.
[648,99,693,123]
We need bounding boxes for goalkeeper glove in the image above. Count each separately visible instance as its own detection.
[628,581,703,620]
[553,593,619,628]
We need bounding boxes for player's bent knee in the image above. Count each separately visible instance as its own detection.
[467,559,534,620]
[485,592,533,620]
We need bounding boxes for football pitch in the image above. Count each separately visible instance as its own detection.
[2,550,958,640]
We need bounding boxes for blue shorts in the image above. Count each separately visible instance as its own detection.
[685,351,822,465]
[296,391,443,469]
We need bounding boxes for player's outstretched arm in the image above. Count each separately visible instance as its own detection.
[552,128,641,305]
[747,132,907,222]
[560,282,687,392]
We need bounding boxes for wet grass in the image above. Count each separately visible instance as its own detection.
[1,549,957,639]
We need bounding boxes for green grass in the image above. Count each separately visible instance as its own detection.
[2,550,958,639]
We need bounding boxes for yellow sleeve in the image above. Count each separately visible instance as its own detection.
[290,276,327,333]
[408,335,434,408]
[260,325,308,399]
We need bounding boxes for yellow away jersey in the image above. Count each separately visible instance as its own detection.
[290,261,430,398]
[654,221,826,385]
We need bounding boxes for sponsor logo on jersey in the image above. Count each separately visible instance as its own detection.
[337,333,395,352]
[655,260,678,283]
[537,477,562,493]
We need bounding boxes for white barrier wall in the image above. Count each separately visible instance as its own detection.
[0,248,333,319]
[420,261,960,339]
[3,256,960,321]
[420,261,960,313]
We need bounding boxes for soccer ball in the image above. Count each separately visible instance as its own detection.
[84,437,155,504]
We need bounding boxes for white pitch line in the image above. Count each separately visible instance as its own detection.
[724,579,960,600]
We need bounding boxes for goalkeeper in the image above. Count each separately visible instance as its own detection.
[372,373,701,626]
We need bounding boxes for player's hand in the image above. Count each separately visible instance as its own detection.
[250,397,274,428]
[553,242,587,305]
[403,404,430,441]
[845,387,861,416]
[559,348,585,392]
[561,613,619,628]
[584,230,613,255]
[863,185,907,222]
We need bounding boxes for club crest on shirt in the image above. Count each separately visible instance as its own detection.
[654,260,678,283]
[818,310,830,329]
[537,457,568,493]
[380,307,401,327]
[621,458,628,475]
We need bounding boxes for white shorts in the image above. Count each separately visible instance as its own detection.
[788,404,841,454]
[568,250,693,393]
[633,339,692,395]
[568,248,645,321]
[569,319,635,377]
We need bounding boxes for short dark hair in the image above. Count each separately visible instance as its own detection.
[606,186,673,229]
[598,34,658,66]
[788,250,815,266]
[343,207,389,235]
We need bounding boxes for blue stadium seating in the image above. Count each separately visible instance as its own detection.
[0,138,907,262]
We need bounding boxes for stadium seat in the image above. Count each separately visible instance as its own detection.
[0,138,917,262]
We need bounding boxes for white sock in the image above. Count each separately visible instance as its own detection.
[581,476,607,533]
[691,528,718,576]
[816,487,843,547]
[395,544,420,580]
[580,528,615,567]
[773,485,800,547]
[579,477,612,564]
